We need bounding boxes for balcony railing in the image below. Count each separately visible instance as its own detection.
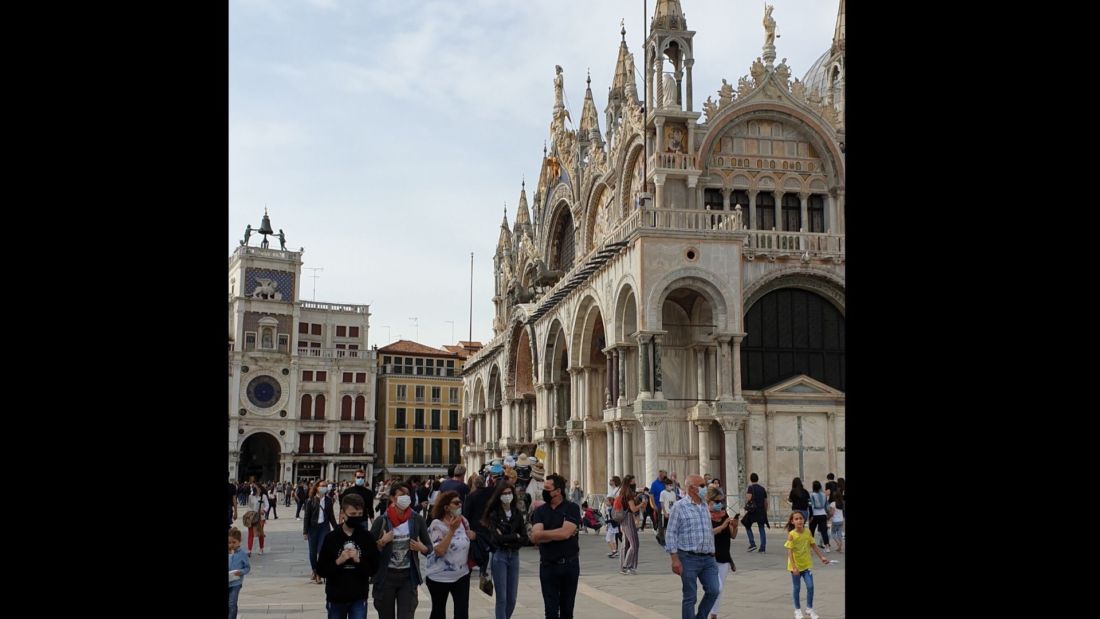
[297,347,368,360]
[300,300,370,314]
[636,208,845,258]
[649,151,696,171]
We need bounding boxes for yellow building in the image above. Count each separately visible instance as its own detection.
[375,340,480,481]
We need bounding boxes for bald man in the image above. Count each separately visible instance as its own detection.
[664,474,720,619]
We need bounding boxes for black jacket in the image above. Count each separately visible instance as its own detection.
[484,505,528,552]
[303,495,337,535]
[340,485,376,516]
[317,525,380,603]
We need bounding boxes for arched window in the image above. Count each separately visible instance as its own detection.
[341,395,353,420]
[354,396,366,420]
[756,192,776,230]
[741,288,845,391]
[551,210,575,271]
[300,394,312,420]
[314,394,326,420]
[809,195,825,233]
[782,194,802,231]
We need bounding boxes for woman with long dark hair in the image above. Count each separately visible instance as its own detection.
[787,477,810,525]
[424,490,474,619]
[302,479,336,584]
[247,483,270,556]
[808,480,830,550]
[482,482,527,619]
[615,474,643,575]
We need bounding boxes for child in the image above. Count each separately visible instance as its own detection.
[783,511,829,619]
[316,494,380,619]
[828,496,844,553]
[580,501,602,534]
[228,527,251,619]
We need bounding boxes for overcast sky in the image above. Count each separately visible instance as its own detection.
[229,0,841,350]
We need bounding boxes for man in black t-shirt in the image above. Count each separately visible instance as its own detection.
[531,473,581,619]
[744,472,769,553]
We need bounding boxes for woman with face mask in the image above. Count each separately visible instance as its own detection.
[482,482,527,619]
[368,483,434,619]
[303,479,337,584]
[707,487,739,619]
[615,474,644,575]
[424,490,475,619]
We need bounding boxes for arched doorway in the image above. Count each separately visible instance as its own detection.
[238,432,281,483]
[741,288,845,391]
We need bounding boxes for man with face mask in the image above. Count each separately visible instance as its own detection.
[317,493,381,619]
[369,482,433,619]
[339,469,377,527]
[530,473,582,619]
[664,474,721,619]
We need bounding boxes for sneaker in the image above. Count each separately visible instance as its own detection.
[757,548,765,553]
[746,545,757,552]
[794,610,804,619]
[805,608,819,619]
[628,569,637,575]
[620,568,628,575]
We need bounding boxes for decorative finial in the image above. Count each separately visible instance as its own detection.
[543,141,547,157]
[522,177,525,190]
[586,69,591,87]
[620,18,626,40]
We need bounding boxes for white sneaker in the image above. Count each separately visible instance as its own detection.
[805,608,819,619]
[794,610,804,619]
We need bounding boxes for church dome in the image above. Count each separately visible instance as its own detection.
[801,49,840,101]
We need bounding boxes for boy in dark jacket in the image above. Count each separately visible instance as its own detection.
[317,494,380,619]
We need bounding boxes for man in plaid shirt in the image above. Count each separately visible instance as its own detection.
[664,474,721,619]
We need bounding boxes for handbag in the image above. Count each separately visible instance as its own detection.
[242,510,258,528]
[479,570,494,596]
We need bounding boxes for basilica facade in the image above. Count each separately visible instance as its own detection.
[461,0,845,512]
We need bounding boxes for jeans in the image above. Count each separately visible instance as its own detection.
[426,573,470,619]
[677,553,719,619]
[373,568,418,619]
[326,599,368,619]
[228,585,241,619]
[538,557,579,619]
[744,520,767,550]
[491,549,521,619]
[791,569,815,609]
[295,499,305,518]
[809,515,829,546]
[307,526,329,572]
[711,561,731,615]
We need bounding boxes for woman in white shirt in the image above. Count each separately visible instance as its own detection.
[604,476,621,558]
[424,490,476,619]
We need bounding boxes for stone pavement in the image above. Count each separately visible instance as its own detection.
[233,506,844,618]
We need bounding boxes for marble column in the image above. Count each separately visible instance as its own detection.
[568,430,582,489]
[826,411,837,476]
[732,335,744,400]
[695,347,707,401]
[637,334,652,397]
[695,420,711,476]
[715,335,733,400]
[622,422,634,477]
[605,353,614,407]
[617,348,627,406]
[585,429,599,499]
[652,334,664,399]
[614,422,625,477]
[640,417,661,492]
[685,58,694,112]
[800,193,809,236]
[607,421,618,479]
[719,416,743,511]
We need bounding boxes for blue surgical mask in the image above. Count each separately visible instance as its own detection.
[319,486,330,494]
[355,478,365,486]
[712,502,724,511]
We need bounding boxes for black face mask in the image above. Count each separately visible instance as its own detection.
[630,483,637,491]
[542,490,554,503]
[345,516,367,529]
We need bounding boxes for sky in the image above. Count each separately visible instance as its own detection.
[229,0,841,350]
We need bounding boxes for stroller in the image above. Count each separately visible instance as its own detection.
[580,504,604,534]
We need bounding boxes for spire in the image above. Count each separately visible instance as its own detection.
[832,0,845,55]
[497,205,511,252]
[610,25,634,99]
[514,182,531,230]
[579,69,601,139]
[651,0,686,31]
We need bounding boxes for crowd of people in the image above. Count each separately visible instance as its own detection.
[227,462,845,619]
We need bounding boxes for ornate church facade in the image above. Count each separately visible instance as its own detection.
[461,0,845,511]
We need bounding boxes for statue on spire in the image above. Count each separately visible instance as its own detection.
[763,4,776,47]
[554,65,565,110]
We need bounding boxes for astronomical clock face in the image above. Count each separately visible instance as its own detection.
[246,375,282,409]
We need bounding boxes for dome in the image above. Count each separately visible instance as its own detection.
[801,49,841,102]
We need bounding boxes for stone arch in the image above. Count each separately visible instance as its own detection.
[613,280,639,344]
[570,294,608,368]
[645,268,734,333]
[743,269,846,316]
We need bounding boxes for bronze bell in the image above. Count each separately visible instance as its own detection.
[258,212,274,236]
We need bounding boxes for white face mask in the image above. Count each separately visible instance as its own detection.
[395,495,412,510]
[318,486,329,494]
[500,494,514,504]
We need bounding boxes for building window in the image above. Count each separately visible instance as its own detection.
[354,396,365,420]
[732,190,751,228]
[431,409,441,430]
[449,439,460,464]
[396,385,406,400]
[314,394,326,420]
[415,386,424,402]
[355,372,366,383]
[703,188,723,211]
[782,194,802,231]
[300,394,312,420]
[336,326,347,337]
[809,194,825,233]
[431,387,441,402]
[395,408,406,429]
[343,372,353,383]
[261,328,274,350]
[299,322,309,334]
[394,438,405,464]
[349,326,360,337]
[245,332,256,351]
[340,434,352,454]
[312,433,325,453]
[757,192,776,230]
[412,438,424,464]
[742,288,845,391]
[431,439,442,465]
[449,388,459,403]
[298,433,310,452]
[353,433,364,453]
[448,410,458,430]
[311,324,322,336]
[316,371,327,382]
[278,334,289,351]
[302,370,314,381]
[384,356,392,365]
[415,409,425,430]
[341,395,353,420]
